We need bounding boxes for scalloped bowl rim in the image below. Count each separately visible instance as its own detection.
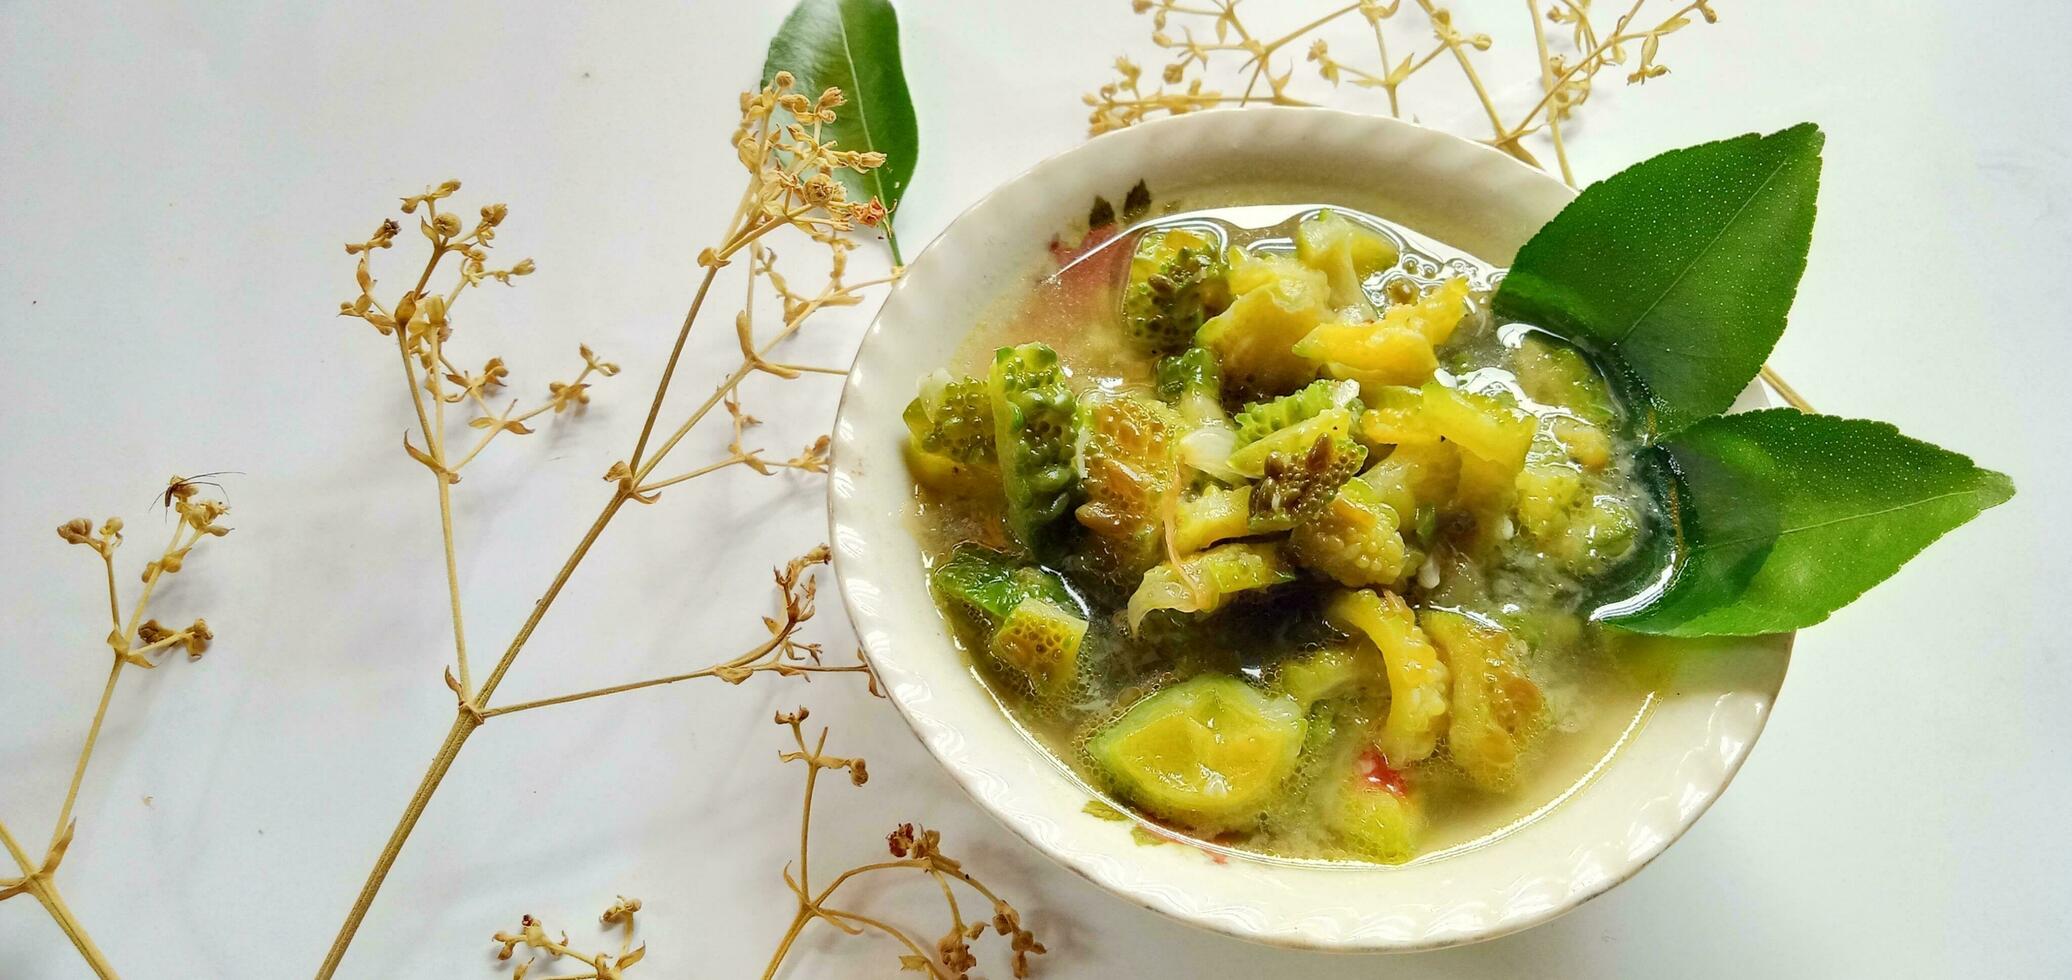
[827,106,1790,953]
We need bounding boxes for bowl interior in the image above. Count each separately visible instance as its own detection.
[828,107,1789,951]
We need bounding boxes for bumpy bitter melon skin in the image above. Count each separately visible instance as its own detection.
[1324,589,1450,766]
[929,544,1088,695]
[904,370,996,465]
[930,545,1077,621]
[902,370,998,490]
[990,596,1089,696]
[1075,393,1183,576]
[1087,675,1308,831]
[1249,435,1367,530]
[1123,228,1233,355]
[1225,379,1362,478]
[1233,378,1361,445]
[1515,419,1641,574]
[1421,610,1549,792]
[988,343,1080,550]
[1155,347,1223,414]
[1289,477,1411,588]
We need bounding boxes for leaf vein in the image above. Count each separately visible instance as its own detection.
[831,3,891,208]
[1611,150,1799,346]
[1686,488,1991,554]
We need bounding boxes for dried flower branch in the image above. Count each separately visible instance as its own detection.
[475,547,879,720]
[492,897,646,980]
[318,71,896,977]
[2,476,230,978]
[1087,0,1718,186]
[760,709,1044,980]
[1087,1,1814,412]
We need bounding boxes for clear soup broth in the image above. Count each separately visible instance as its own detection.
[904,198,1670,865]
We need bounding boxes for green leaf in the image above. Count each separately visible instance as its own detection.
[1494,124,1824,439]
[762,0,919,263]
[1605,409,2013,636]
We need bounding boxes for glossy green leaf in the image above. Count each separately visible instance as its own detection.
[762,0,919,262]
[1494,125,1823,438]
[1605,409,2014,636]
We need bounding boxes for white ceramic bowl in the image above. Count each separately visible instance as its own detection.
[828,107,1791,952]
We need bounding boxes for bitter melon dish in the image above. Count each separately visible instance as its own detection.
[903,203,1667,865]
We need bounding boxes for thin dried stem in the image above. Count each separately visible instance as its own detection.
[1526,0,1577,186]
[48,660,122,853]
[317,73,896,977]
[54,516,203,845]
[1088,1,1814,415]
[1,817,114,979]
[493,897,647,979]
[479,550,874,720]
[317,709,481,977]
[1760,364,1814,413]
[8,485,226,978]
[758,711,1044,980]
[1413,0,1508,146]
[627,262,725,474]
[1089,0,1719,183]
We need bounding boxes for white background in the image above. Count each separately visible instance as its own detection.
[3,1,2067,977]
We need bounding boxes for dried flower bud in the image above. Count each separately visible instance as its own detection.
[937,930,977,974]
[480,203,508,226]
[850,198,888,228]
[57,518,94,545]
[433,212,463,237]
[547,380,591,412]
[772,69,795,89]
[184,618,213,659]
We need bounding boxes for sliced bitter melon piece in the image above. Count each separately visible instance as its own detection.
[1126,540,1295,630]
[1087,675,1308,832]
[1323,589,1450,766]
[988,343,1080,549]
[1422,610,1549,793]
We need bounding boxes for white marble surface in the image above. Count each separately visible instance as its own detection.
[2,1,2066,977]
